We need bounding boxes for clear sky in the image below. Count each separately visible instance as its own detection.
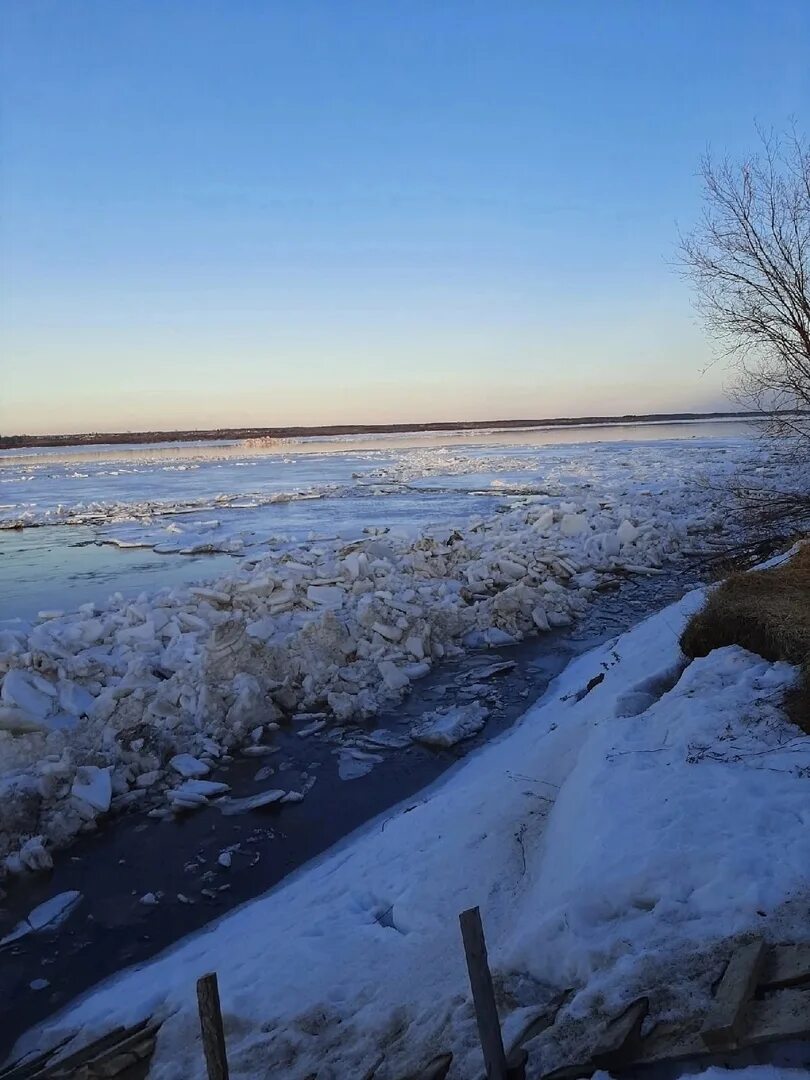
[2,1,809,435]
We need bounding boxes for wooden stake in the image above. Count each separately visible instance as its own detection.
[197,972,230,1080]
[459,906,508,1080]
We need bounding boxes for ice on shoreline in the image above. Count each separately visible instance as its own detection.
[12,592,809,1078]
[0,496,651,864]
[0,437,800,872]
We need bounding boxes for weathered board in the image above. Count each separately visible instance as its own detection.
[592,997,649,1068]
[0,1020,159,1080]
[633,985,810,1066]
[700,938,766,1050]
[197,973,230,1080]
[459,907,508,1080]
[759,944,810,990]
[542,968,810,1078]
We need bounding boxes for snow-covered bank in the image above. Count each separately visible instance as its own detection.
[11,590,810,1078]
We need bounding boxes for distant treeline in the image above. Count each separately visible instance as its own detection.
[0,411,769,450]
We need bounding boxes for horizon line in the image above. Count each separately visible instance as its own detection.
[0,409,774,451]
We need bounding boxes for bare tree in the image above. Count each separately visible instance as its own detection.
[680,128,810,447]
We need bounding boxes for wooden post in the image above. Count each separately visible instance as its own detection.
[459,906,508,1080]
[197,972,230,1080]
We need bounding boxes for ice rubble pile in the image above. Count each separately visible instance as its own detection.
[0,487,345,536]
[0,446,535,532]
[0,493,705,869]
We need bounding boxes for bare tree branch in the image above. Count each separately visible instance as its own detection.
[679,128,810,447]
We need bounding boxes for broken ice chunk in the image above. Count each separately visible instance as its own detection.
[71,766,113,813]
[1,670,54,720]
[457,660,516,683]
[378,660,410,692]
[411,702,490,748]
[354,729,411,750]
[617,519,640,545]
[306,584,345,608]
[57,679,95,716]
[0,706,47,734]
[337,748,383,781]
[28,891,82,931]
[560,513,588,536]
[167,779,230,811]
[169,754,211,779]
[1,890,83,947]
[16,836,52,872]
[218,788,286,815]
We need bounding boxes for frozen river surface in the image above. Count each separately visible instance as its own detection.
[0,416,789,883]
[1,417,799,1051]
[0,419,759,621]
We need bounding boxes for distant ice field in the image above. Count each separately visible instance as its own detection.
[0,419,759,622]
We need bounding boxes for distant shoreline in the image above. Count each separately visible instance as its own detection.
[0,410,767,451]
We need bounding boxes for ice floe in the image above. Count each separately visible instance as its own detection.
[1,890,81,948]
[411,701,491,747]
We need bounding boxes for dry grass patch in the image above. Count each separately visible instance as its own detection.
[681,543,810,733]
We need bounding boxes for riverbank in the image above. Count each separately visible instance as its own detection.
[10,562,809,1078]
[0,571,691,1054]
[5,425,803,872]
[2,426,806,1070]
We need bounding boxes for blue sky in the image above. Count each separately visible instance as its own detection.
[2,1,809,434]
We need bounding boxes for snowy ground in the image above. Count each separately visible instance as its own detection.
[0,427,803,874]
[9,583,810,1078]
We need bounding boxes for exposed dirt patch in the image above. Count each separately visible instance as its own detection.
[681,543,810,732]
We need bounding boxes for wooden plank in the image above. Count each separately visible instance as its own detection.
[620,1024,704,1071]
[459,907,508,1080]
[744,986,810,1045]
[545,984,810,1078]
[85,1027,160,1077]
[36,1027,134,1078]
[592,997,648,1068]
[701,938,765,1050]
[627,986,810,1070]
[0,1022,155,1080]
[0,1037,73,1080]
[197,973,230,1080]
[40,1023,158,1075]
[759,944,810,990]
[508,988,574,1054]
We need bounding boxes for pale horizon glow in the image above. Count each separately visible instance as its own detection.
[2,2,808,436]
